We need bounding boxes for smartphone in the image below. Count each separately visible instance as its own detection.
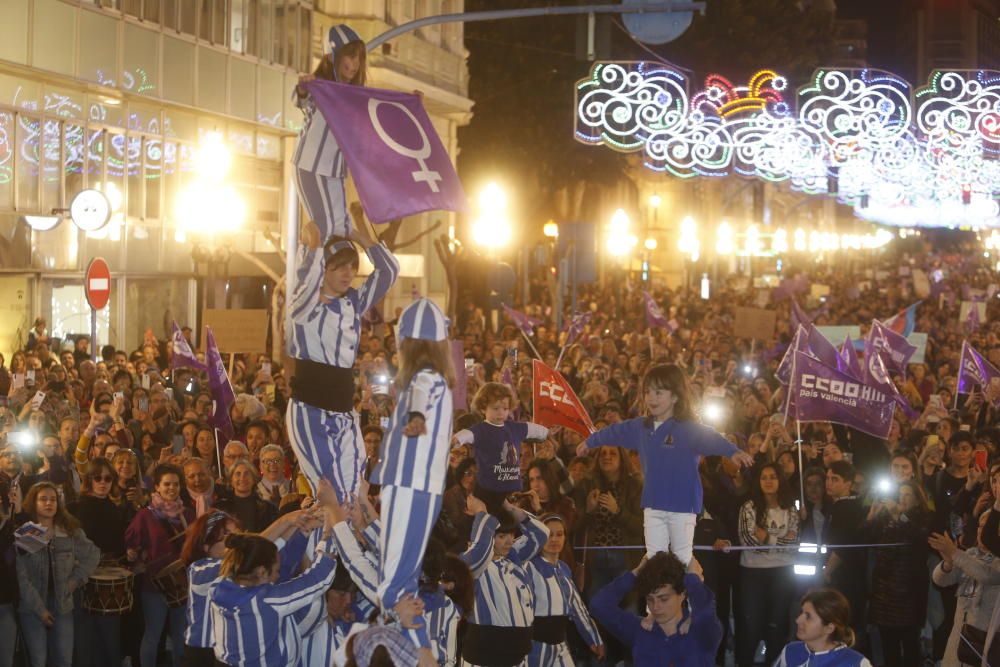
[171,433,185,455]
[975,450,989,470]
[509,347,518,364]
[165,388,174,402]
[464,358,474,373]
[138,396,149,413]
[141,374,150,390]
[929,394,944,411]
[379,416,390,430]
[29,391,46,410]
[261,361,272,376]
[113,391,124,402]
[26,370,35,386]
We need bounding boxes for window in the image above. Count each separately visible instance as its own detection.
[126,135,144,218]
[123,24,160,97]
[0,112,13,210]
[162,37,196,106]
[197,46,228,113]
[79,10,120,87]
[40,120,62,212]
[231,0,247,53]
[32,0,76,76]
[15,114,39,211]
[145,138,162,219]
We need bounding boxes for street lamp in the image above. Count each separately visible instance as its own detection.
[644,237,657,250]
[716,221,735,255]
[472,182,512,249]
[176,132,246,237]
[607,209,632,256]
[543,220,559,239]
[649,194,662,209]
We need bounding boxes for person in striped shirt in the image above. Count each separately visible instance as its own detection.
[370,299,456,635]
[179,508,322,667]
[208,481,341,667]
[291,24,366,239]
[285,197,399,504]
[526,515,603,667]
[462,501,550,667]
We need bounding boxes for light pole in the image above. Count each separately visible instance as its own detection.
[472,182,513,332]
[607,209,636,317]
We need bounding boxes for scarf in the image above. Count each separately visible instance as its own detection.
[190,487,214,518]
[149,492,186,523]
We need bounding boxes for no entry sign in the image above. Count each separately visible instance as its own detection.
[85,258,111,310]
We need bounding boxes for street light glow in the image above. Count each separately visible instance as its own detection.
[196,132,232,179]
[644,237,657,250]
[649,194,662,208]
[610,208,630,232]
[543,220,559,238]
[176,134,245,236]
[716,221,735,255]
[472,182,512,248]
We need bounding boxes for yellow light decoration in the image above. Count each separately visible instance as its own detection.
[772,228,789,253]
[716,221,735,255]
[793,228,807,252]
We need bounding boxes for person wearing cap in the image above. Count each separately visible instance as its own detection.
[285,196,399,503]
[369,298,456,639]
[292,24,367,238]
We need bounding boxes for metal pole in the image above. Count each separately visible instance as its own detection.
[366,2,707,51]
[90,309,97,361]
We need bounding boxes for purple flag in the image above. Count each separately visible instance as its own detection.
[790,300,811,331]
[502,303,541,336]
[790,351,895,439]
[862,329,919,420]
[205,328,236,442]
[776,327,807,385]
[306,80,468,224]
[644,291,669,329]
[868,320,917,376]
[958,341,1000,401]
[563,311,592,347]
[838,335,862,379]
[806,325,841,369]
[170,321,206,371]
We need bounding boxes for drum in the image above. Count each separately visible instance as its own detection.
[82,567,135,616]
[151,559,189,608]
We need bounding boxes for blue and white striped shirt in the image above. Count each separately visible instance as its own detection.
[469,516,549,628]
[210,538,338,667]
[287,242,399,366]
[299,615,353,667]
[526,556,602,647]
[371,369,453,494]
[291,89,347,179]
[186,558,222,647]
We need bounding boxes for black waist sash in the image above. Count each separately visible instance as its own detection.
[290,358,354,412]
[531,615,568,644]
[462,624,532,666]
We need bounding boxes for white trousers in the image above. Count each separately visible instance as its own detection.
[643,508,697,563]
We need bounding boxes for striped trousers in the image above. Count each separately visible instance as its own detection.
[527,641,575,667]
[378,485,443,614]
[295,167,352,238]
[286,398,364,504]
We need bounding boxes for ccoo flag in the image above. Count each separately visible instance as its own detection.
[643,291,669,329]
[170,321,207,371]
[957,341,1000,403]
[205,327,236,442]
[306,80,468,224]
[790,351,895,439]
[532,359,595,438]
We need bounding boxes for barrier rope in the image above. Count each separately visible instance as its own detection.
[574,542,908,552]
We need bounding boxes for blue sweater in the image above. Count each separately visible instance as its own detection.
[774,642,872,667]
[585,418,737,513]
[590,571,722,667]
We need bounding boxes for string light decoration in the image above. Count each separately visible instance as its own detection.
[574,64,1000,227]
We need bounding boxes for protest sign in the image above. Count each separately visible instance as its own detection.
[734,307,777,340]
[202,309,268,354]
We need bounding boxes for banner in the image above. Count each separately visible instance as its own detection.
[838,335,862,379]
[532,359,595,438]
[734,307,777,340]
[306,80,468,223]
[206,327,236,442]
[502,303,541,336]
[817,325,861,346]
[644,291,669,329]
[170,321,206,371]
[883,301,921,337]
[869,320,917,375]
[957,341,1000,401]
[961,301,987,328]
[790,351,894,439]
[202,309,268,354]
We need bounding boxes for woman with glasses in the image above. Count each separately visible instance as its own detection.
[70,458,130,667]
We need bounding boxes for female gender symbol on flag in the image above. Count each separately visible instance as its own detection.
[306,80,468,223]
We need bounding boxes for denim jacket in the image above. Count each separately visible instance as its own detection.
[15,527,100,617]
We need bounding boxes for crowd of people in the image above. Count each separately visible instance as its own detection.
[3,21,1000,667]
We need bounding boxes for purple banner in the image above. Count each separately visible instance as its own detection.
[170,321,207,371]
[644,291,669,329]
[563,311,592,347]
[206,328,236,442]
[502,303,541,336]
[838,334,862,379]
[306,80,468,224]
[868,320,917,376]
[790,300,811,331]
[958,341,1000,400]
[966,303,982,332]
[791,351,894,439]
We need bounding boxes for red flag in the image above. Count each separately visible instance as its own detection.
[532,359,595,438]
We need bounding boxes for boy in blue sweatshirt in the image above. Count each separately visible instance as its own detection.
[577,364,753,563]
